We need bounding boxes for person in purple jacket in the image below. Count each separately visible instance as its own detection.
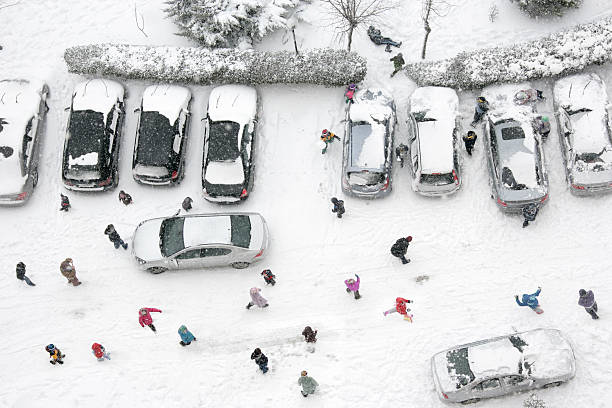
[344,274,361,299]
[578,289,599,319]
[246,287,269,309]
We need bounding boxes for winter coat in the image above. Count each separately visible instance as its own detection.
[390,54,405,69]
[182,197,193,211]
[321,132,337,143]
[302,326,318,343]
[118,190,132,205]
[251,350,268,366]
[178,325,196,343]
[47,347,63,361]
[345,275,360,292]
[249,287,268,307]
[522,204,538,222]
[104,225,122,243]
[463,132,477,148]
[516,288,541,309]
[390,238,410,257]
[578,290,595,308]
[16,262,26,280]
[533,118,551,135]
[475,100,489,114]
[138,307,162,327]
[92,343,105,359]
[332,199,345,214]
[395,297,412,315]
[261,270,275,283]
[298,375,319,394]
[60,259,76,280]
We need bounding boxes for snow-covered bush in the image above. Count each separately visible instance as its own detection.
[523,393,547,408]
[165,0,307,48]
[511,0,582,18]
[403,15,612,89]
[64,44,367,86]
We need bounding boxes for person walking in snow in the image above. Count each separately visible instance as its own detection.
[139,307,162,332]
[395,144,409,167]
[118,190,133,206]
[367,26,402,52]
[578,289,599,320]
[320,129,340,154]
[182,197,193,212]
[16,262,35,286]
[471,96,490,126]
[462,131,478,156]
[261,269,276,286]
[302,326,318,343]
[104,224,128,250]
[45,344,65,365]
[344,274,361,299]
[91,343,111,361]
[390,236,412,265]
[60,258,81,286]
[533,116,551,139]
[330,197,345,218]
[178,325,197,346]
[246,287,269,309]
[522,203,539,228]
[515,287,543,314]
[59,193,71,212]
[345,83,357,104]
[251,348,269,373]
[298,370,319,397]
[390,53,405,77]
[383,297,413,321]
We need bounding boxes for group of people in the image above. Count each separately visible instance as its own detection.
[59,190,194,213]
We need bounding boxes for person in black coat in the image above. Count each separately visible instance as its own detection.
[390,236,412,264]
[118,190,133,206]
[471,96,490,126]
[522,204,539,228]
[104,224,128,250]
[251,348,269,373]
[261,269,276,286]
[302,326,318,343]
[330,197,345,218]
[16,262,35,286]
[182,197,193,212]
[462,131,477,156]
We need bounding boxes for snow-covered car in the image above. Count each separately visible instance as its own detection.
[482,83,549,212]
[431,328,575,404]
[553,73,612,195]
[132,212,268,274]
[0,79,49,205]
[62,79,125,191]
[342,89,395,198]
[132,85,191,185]
[407,87,461,196]
[202,85,258,203]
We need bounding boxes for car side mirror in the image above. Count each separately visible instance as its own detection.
[134,107,141,113]
[64,107,70,112]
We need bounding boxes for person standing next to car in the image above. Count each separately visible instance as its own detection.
[395,144,409,167]
[390,236,412,264]
[182,197,193,212]
[320,129,340,154]
[578,289,599,319]
[462,131,477,156]
[104,224,128,250]
[515,287,543,314]
[330,197,345,218]
[60,258,81,286]
[471,96,489,126]
[16,262,35,286]
[522,203,539,228]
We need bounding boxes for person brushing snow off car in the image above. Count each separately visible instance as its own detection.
[344,274,361,299]
[390,236,412,264]
[178,325,197,346]
[91,343,111,361]
[522,203,539,228]
[139,307,162,332]
[383,297,413,321]
[515,287,543,314]
[246,287,269,309]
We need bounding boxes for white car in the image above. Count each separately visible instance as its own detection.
[202,85,258,203]
[407,86,461,196]
[0,79,49,205]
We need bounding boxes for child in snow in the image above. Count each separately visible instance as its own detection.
[367,26,402,52]
[298,371,319,397]
[390,236,412,264]
[251,348,269,373]
[246,287,269,309]
[45,344,65,365]
[59,194,70,211]
[320,129,340,154]
[522,203,539,228]
[462,131,477,156]
[331,197,345,218]
[390,53,405,77]
[395,144,409,167]
[91,343,111,361]
[344,274,361,299]
[104,224,128,250]
[16,262,35,286]
[345,83,357,104]
[383,297,413,321]
[139,307,162,332]
[60,258,81,286]
[471,96,490,126]
[578,289,599,320]
[515,287,543,314]
[178,325,197,346]
[182,197,193,212]
[261,269,276,286]
[118,190,133,206]
[302,326,318,343]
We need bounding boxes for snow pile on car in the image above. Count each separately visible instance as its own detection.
[142,85,191,125]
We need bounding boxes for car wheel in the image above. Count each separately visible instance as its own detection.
[147,267,167,274]
[543,381,562,388]
[32,168,39,187]
[231,262,250,269]
[461,398,480,405]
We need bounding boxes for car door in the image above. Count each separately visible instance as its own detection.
[500,375,534,394]
[173,248,205,270]
[22,116,38,178]
[471,377,503,400]
[200,247,233,267]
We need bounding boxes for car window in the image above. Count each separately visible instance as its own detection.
[501,126,525,140]
[502,375,527,387]
[230,215,252,248]
[160,217,186,257]
[209,120,240,161]
[175,248,202,259]
[420,172,454,185]
[201,248,231,257]
[137,111,177,167]
[67,110,105,161]
[474,378,500,391]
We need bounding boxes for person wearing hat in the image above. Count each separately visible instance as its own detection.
[515,287,543,314]
[59,193,71,212]
[302,326,318,343]
[462,131,478,156]
[182,196,193,212]
[138,307,162,333]
[250,348,269,373]
[16,262,35,286]
[104,224,128,250]
[471,96,490,126]
[390,236,412,264]
[330,197,345,218]
[395,143,409,167]
[45,344,65,365]
[522,203,539,228]
[298,370,319,397]
[60,258,81,286]
[118,190,133,206]
[246,287,269,309]
[178,325,197,346]
[390,53,405,77]
[533,116,550,139]
[320,129,340,154]
[367,26,402,52]
[578,289,599,319]
[91,343,111,361]
[345,83,357,104]
[261,269,276,286]
[344,273,361,299]
[383,297,413,321]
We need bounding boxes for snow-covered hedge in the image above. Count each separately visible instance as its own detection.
[403,16,612,89]
[64,44,367,86]
[511,0,582,17]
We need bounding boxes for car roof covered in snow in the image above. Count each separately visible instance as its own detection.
[410,87,458,173]
[207,85,257,125]
[142,84,191,125]
[72,79,124,114]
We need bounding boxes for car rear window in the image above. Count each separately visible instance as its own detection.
[137,111,177,167]
[203,180,243,197]
[348,171,384,186]
[420,172,454,185]
[501,126,525,140]
[446,348,475,389]
[160,217,186,257]
[230,215,252,248]
[209,120,240,161]
[67,110,105,159]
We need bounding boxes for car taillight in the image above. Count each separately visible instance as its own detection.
[497,197,507,207]
[452,170,459,185]
[98,176,112,187]
[381,175,390,190]
[571,184,585,190]
[254,248,263,258]
[16,192,27,200]
[540,194,548,203]
[442,392,448,399]
[171,170,178,179]
[240,188,248,198]
[64,179,73,186]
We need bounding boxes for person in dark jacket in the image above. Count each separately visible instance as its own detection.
[390,236,412,264]
[522,203,539,228]
[250,348,269,373]
[367,26,402,52]
[182,197,193,212]
[330,197,345,218]
[46,344,65,365]
[302,326,318,343]
[16,262,35,286]
[462,131,478,156]
[118,190,133,206]
[395,144,408,167]
[515,287,543,313]
[104,224,128,250]
[578,289,599,319]
[261,269,276,286]
[59,194,71,212]
[390,53,405,77]
[471,96,490,126]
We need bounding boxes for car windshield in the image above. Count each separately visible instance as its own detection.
[137,111,177,167]
[348,171,384,186]
[159,217,186,257]
[501,126,525,141]
[230,215,252,248]
[575,152,605,164]
[420,172,454,185]
[446,348,475,388]
[67,110,105,161]
[209,120,240,161]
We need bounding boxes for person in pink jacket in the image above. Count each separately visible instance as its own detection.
[246,287,269,309]
[344,274,361,299]
[139,307,162,332]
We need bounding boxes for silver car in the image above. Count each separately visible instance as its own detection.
[553,73,612,195]
[483,84,549,212]
[342,89,395,198]
[0,79,49,206]
[132,212,269,274]
[432,328,576,404]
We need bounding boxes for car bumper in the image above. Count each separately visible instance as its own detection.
[569,183,612,196]
[134,175,176,186]
[413,183,461,197]
[0,196,29,206]
[342,184,391,199]
[203,193,242,204]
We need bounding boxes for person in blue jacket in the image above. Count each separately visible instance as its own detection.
[178,325,197,346]
[515,287,543,314]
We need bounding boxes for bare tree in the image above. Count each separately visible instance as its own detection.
[420,0,452,59]
[322,0,395,52]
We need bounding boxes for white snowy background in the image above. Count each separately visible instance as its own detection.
[1,0,612,407]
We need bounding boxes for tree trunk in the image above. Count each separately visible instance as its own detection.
[421,22,431,59]
[347,25,354,52]
[292,29,299,54]
[421,0,433,60]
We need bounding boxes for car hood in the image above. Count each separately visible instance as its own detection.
[133,218,164,262]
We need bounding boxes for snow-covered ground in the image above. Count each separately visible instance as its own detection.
[1,0,612,407]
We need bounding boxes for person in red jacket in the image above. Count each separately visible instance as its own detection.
[91,343,111,361]
[139,307,162,333]
[383,297,413,321]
